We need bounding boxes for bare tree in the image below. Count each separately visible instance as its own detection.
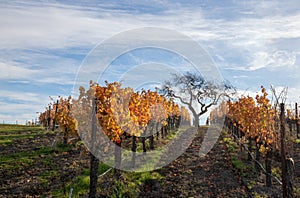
[161,72,235,127]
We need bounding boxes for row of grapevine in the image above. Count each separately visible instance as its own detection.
[286,103,300,138]
[89,81,190,167]
[39,81,191,197]
[227,86,277,187]
[39,96,78,144]
[39,81,190,147]
[210,86,298,196]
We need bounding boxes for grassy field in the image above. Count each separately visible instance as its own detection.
[0,124,46,145]
[3,124,298,197]
[0,124,91,197]
[0,124,190,197]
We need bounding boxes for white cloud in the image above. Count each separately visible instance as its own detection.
[271,51,297,67]
[285,86,300,104]
[0,60,76,85]
[0,5,136,49]
[0,89,71,124]
[0,102,41,113]
[0,0,300,124]
[0,90,44,104]
[36,76,76,85]
[249,50,297,71]
[233,85,300,110]
[1,1,299,61]
[207,12,300,71]
[233,75,248,79]
[0,61,39,80]
[0,100,46,124]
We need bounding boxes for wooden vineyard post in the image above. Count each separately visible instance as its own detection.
[296,103,299,138]
[89,98,99,198]
[149,123,154,150]
[52,100,59,131]
[131,136,137,167]
[63,103,71,144]
[280,103,289,198]
[47,105,51,129]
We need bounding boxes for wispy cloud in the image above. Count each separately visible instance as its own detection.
[0,0,300,123]
[249,50,297,71]
[0,90,44,103]
[0,61,38,80]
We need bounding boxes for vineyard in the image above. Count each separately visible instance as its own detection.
[1,82,300,197]
[210,86,300,197]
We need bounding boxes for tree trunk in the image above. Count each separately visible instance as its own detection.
[193,114,200,127]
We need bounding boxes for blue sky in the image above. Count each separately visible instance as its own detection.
[1,0,300,124]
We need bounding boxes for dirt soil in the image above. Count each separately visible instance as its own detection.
[0,131,89,198]
[2,127,299,197]
[139,128,249,197]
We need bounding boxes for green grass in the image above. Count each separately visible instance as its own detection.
[294,138,300,144]
[53,163,112,197]
[0,144,74,172]
[0,124,46,145]
[125,171,162,186]
[125,127,190,172]
[0,142,76,197]
[101,127,191,173]
[0,124,44,133]
[252,192,269,198]
[271,167,281,180]
[229,152,250,178]
[222,134,252,178]
[98,128,185,197]
[0,134,37,145]
[51,127,186,197]
[0,125,192,197]
[222,137,238,152]
[106,170,162,197]
[0,139,13,145]
[294,187,300,197]
[0,155,35,172]
[231,156,244,172]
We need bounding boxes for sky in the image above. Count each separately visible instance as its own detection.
[1,0,300,124]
